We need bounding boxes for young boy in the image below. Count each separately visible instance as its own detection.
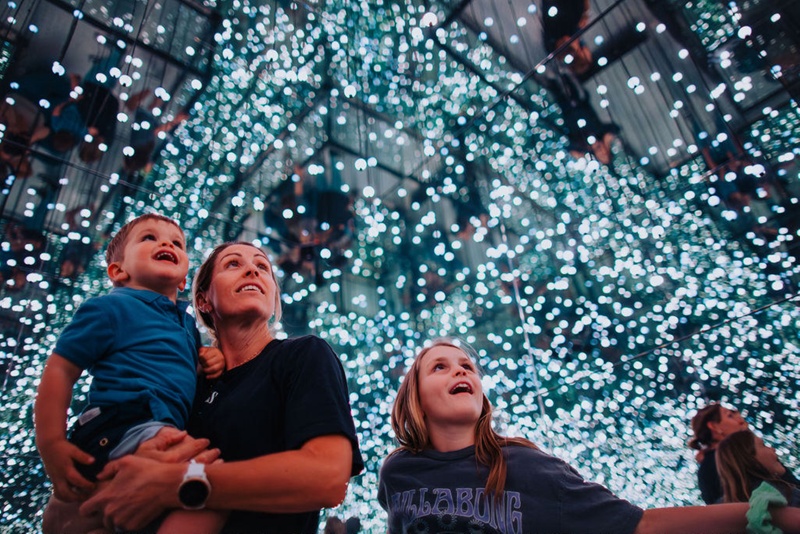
[35,213,226,533]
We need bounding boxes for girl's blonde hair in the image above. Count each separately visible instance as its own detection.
[716,430,792,502]
[391,338,538,501]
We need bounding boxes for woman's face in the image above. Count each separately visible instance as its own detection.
[754,437,785,476]
[416,345,484,432]
[201,244,278,325]
[709,407,748,442]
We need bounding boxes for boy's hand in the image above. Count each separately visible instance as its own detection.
[199,346,225,379]
[39,439,95,501]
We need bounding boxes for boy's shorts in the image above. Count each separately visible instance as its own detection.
[68,399,173,481]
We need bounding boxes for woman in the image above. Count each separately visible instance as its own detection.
[689,403,749,504]
[717,430,800,506]
[689,403,798,504]
[81,242,364,533]
[378,338,800,533]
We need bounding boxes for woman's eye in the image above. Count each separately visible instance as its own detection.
[226,260,239,268]
[257,263,269,272]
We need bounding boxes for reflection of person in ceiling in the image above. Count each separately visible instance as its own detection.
[0,223,45,291]
[0,68,78,176]
[700,144,787,249]
[0,96,48,178]
[540,67,619,165]
[122,89,189,175]
[47,38,123,163]
[274,172,357,278]
[542,0,593,75]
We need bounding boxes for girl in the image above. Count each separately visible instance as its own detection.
[378,338,800,533]
[717,429,800,506]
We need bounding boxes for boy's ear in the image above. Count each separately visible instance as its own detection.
[107,261,129,284]
[178,278,186,292]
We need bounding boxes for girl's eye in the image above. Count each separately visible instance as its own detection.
[433,363,445,371]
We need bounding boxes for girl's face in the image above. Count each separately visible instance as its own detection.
[417,345,484,432]
[754,437,785,476]
[201,244,278,325]
[709,407,748,441]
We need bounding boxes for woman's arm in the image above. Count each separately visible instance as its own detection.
[635,504,800,534]
[207,434,352,511]
[80,434,353,531]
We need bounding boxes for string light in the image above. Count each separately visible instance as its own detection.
[0,0,798,531]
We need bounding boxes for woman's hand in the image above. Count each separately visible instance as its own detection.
[134,426,220,464]
[78,456,183,531]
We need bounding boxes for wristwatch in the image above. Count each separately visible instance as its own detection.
[178,460,212,510]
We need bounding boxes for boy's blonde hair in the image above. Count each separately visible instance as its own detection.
[105,213,183,265]
[717,430,792,503]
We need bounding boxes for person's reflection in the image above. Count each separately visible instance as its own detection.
[542,0,593,75]
[122,89,189,176]
[541,67,618,164]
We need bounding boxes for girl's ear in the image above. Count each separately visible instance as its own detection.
[107,261,129,284]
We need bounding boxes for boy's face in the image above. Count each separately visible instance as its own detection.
[107,219,189,300]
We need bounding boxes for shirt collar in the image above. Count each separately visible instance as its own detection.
[111,286,189,312]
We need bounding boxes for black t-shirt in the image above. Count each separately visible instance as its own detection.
[188,335,364,533]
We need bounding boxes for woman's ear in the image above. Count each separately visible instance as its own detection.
[707,420,724,440]
[195,293,211,313]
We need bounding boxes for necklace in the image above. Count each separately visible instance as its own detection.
[230,340,270,370]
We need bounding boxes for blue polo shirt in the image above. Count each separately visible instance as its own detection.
[55,287,200,427]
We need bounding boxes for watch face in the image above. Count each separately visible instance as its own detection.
[179,479,209,508]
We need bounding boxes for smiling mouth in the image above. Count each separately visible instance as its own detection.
[449,382,473,395]
[237,284,264,294]
[155,251,178,264]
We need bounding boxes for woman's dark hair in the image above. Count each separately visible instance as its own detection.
[688,403,722,450]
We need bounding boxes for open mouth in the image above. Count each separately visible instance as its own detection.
[449,382,473,395]
[154,250,178,263]
[237,284,264,294]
